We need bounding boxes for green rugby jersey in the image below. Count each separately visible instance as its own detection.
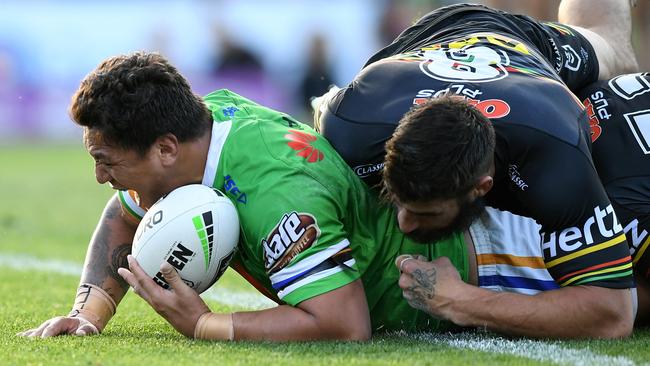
[119,89,468,332]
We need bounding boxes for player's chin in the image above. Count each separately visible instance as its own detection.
[405,229,456,244]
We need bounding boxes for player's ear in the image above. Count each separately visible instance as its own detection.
[472,175,493,198]
[156,133,180,166]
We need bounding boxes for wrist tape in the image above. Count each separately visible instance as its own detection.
[68,283,116,332]
[194,312,234,341]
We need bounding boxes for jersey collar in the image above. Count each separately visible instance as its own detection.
[202,120,232,187]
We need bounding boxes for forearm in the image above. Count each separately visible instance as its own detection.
[195,280,371,342]
[447,285,634,339]
[232,305,368,342]
[79,194,136,306]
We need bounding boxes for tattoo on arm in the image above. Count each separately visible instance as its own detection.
[407,267,437,312]
[82,198,133,298]
[108,243,132,290]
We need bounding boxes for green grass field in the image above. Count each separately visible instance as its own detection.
[1,145,649,365]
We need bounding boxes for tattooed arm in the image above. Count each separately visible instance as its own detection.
[396,255,634,339]
[80,195,137,302]
[18,194,138,338]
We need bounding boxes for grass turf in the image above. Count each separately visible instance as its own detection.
[1,144,649,365]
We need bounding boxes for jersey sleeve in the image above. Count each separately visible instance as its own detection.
[498,127,634,289]
[117,190,146,221]
[251,179,360,306]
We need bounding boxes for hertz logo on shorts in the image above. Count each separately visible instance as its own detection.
[541,204,623,259]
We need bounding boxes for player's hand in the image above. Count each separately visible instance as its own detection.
[118,255,210,337]
[17,316,99,338]
[395,255,469,321]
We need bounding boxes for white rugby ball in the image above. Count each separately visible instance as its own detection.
[132,184,239,294]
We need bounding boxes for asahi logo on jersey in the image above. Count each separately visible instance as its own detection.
[353,162,384,178]
[541,204,623,259]
[508,164,528,191]
[262,212,321,274]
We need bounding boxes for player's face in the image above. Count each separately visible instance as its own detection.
[84,129,166,208]
[395,195,486,243]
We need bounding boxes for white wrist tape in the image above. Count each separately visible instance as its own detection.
[194,312,234,341]
[68,283,116,332]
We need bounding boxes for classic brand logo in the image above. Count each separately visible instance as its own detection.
[508,164,528,191]
[261,212,320,274]
[353,162,384,178]
[609,73,650,100]
[541,204,623,259]
[192,211,214,271]
[285,130,325,163]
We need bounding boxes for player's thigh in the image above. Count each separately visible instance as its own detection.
[634,274,650,326]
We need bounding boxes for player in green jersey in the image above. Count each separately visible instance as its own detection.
[18,51,473,341]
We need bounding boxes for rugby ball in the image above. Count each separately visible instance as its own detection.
[132,184,239,294]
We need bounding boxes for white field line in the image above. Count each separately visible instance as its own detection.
[409,332,638,366]
[0,253,276,310]
[1,253,641,366]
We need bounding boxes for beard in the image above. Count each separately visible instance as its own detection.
[405,196,486,244]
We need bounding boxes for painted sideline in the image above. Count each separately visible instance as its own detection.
[1,252,639,366]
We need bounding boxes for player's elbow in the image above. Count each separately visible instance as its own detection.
[590,288,635,339]
[338,324,371,342]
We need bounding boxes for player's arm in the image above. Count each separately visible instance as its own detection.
[558,0,638,78]
[118,256,372,341]
[397,256,633,339]
[18,193,138,337]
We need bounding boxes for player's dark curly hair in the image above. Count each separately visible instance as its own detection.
[382,96,495,203]
[69,51,212,155]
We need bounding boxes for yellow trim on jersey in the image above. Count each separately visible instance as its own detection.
[561,262,633,286]
[476,253,546,269]
[545,233,627,268]
[633,235,650,264]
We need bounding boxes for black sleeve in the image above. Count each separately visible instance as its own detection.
[493,124,634,289]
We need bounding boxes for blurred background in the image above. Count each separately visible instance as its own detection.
[0,0,648,143]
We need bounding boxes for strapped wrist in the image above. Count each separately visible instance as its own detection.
[68,283,116,332]
[194,312,234,341]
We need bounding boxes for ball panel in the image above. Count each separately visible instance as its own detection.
[132,185,239,293]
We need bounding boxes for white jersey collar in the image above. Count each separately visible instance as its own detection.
[202,120,232,187]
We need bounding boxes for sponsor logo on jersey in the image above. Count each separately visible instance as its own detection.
[418,43,511,83]
[547,37,562,73]
[353,162,384,178]
[624,219,649,257]
[152,242,197,289]
[541,204,623,259]
[623,109,650,154]
[192,211,214,271]
[561,45,581,72]
[609,73,650,100]
[508,164,528,191]
[223,175,247,204]
[582,93,612,143]
[222,106,239,118]
[414,92,510,120]
[262,212,321,274]
[285,129,325,163]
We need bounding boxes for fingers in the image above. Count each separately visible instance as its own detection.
[118,255,157,303]
[18,317,56,337]
[396,254,427,273]
[74,321,99,337]
[160,262,189,293]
